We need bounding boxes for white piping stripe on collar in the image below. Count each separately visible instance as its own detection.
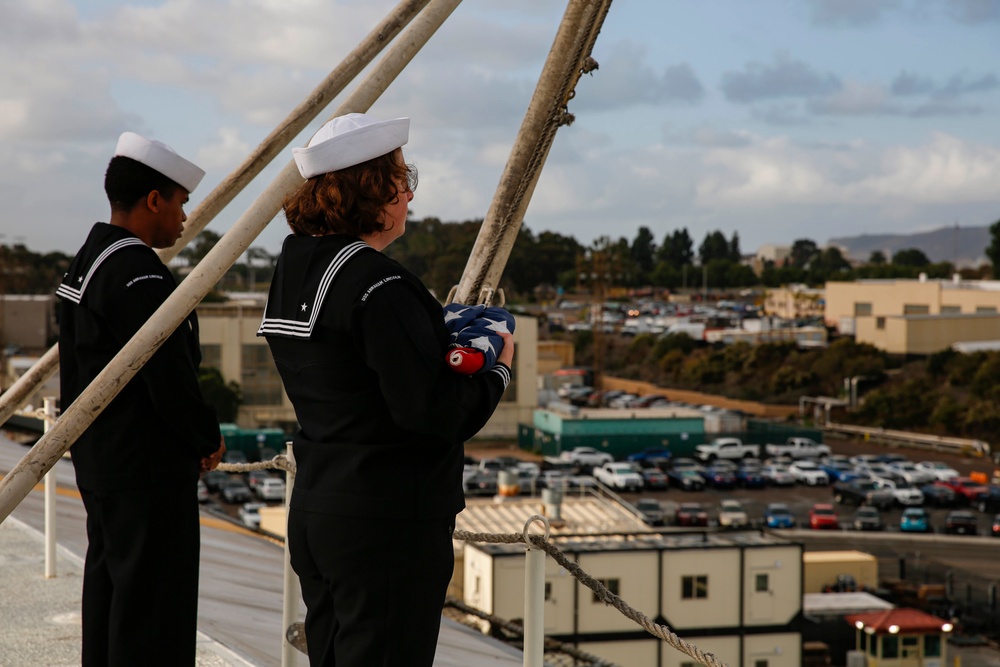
[257,241,370,338]
[55,237,148,304]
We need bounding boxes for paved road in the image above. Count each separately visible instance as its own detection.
[0,435,295,666]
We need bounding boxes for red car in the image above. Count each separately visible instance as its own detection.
[674,502,709,527]
[937,477,989,503]
[809,503,840,530]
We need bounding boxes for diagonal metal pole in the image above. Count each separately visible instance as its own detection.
[0,0,432,429]
[452,0,613,306]
[0,0,464,525]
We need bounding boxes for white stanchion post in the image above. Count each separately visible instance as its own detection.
[43,397,58,579]
[281,444,297,667]
[522,515,550,667]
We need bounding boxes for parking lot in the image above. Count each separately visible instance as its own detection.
[465,435,1000,536]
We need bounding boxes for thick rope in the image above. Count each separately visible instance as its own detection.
[216,454,295,474]
[454,529,729,667]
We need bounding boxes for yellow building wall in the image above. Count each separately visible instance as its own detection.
[803,551,878,593]
[764,287,825,319]
[579,639,659,667]
[576,551,660,633]
[662,636,740,667]
[744,546,803,625]
[825,279,1000,331]
[744,633,802,667]
[856,313,1000,355]
[662,550,741,629]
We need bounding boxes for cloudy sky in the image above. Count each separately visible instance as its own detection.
[2,0,999,259]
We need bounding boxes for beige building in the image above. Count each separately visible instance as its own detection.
[763,285,825,320]
[464,532,803,667]
[195,299,537,437]
[825,277,1000,354]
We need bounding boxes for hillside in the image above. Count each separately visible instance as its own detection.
[828,225,990,268]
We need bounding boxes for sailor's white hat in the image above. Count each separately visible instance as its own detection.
[293,113,409,179]
[114,132,206,193]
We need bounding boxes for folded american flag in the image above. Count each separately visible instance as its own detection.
[443,304,516,375]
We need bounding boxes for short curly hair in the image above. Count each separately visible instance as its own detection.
[282,149,416,237]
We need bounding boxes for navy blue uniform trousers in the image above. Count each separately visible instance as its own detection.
[79,480,200,666]
[287,510,455,666]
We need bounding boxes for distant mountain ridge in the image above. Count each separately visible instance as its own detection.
[828,225,990,268]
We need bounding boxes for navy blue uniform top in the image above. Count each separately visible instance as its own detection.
[57,223,221,491]
[259,234,510,519]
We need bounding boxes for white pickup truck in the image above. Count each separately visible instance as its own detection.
[592,462,644,492]
[694,437,760,462]
[764,437,831,460]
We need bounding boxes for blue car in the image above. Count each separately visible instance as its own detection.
[900,507,931,533]
[736,461,767,489]
[764,503,796,528]
[627,447,673,467]
[820,460,860,483]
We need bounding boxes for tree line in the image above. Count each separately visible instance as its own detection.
[584,332,1000,443]
[7,216,1000,298]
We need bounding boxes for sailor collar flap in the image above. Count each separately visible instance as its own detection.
[257,238,372,339]
[56,229,147,305]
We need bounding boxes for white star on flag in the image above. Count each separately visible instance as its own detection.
[443,307,469,323]
[483,318,510,334]
[467,335,496,354]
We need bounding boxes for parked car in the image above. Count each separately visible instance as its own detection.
[466,469,500,495]
[939,477,990,503]
[944,510,979,535]
[760,463,797,487]
[196,479,210,503]
[853,506,882,531]
[201,469,229,493]
[764,437,831,460]
[992,514,1000,537]
[593,462,644,492]
[819,460,859,483]
[256,477,286,501]
[736,460,767,489]
[634,466,669,490]
[247,470,273,492]
[626,447,673,468]
[915,460,961,481]
[874,479,924,506]
[833,479,895,509]
[557,447,613,469]
[700,461,737,489]
[221,476,252,504]
[694,437,760,462]
[887,461,936,485]
[238,501,267,529]
[975,486,1000,513]
[667,468,706,491]
[788,460,829,486]
[718,499,748,528]
[764,503,796,528]
[635,498,665,526]
[809,503,840,530]
[899,507,932,533]
[921,483,958,508]
[674,502,709,527]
